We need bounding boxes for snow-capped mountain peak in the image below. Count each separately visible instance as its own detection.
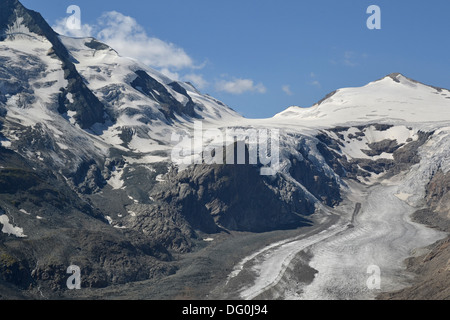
[0,0,241,164]
[274,72,450,128]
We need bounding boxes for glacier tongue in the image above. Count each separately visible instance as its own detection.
[296,180,446,300]
[219,139,448,300]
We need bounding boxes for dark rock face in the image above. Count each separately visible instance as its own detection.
[84,39,112,52]
[57,73,107,129]
[416,170,450,232]
[131,70,197,120]
[167,81,200,117]
[389,131,434,175]
[372,124,394,131]
[362,130,436,180]
[316,90,337,106]
[152,164,314,234]
[148,137,343,234]
[316,127,394,180]
[289,154,341,207]
[0,0,108,130]
[362,139,402,157]
[0,249,33,289]
[316,126,434,181]
[70,160,107,194]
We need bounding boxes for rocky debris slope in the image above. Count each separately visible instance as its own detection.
[0,145,176,297]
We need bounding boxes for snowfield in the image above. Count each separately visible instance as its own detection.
[0,214,27,238]
[273,74,450,127]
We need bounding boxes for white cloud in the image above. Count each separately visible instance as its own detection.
[215,78,266,95]
[310,80,321,88]
[329,51,368,67]
[343,51,358,67]
[282,85,293,96]
[96,12,193,71]
[53,11,265,92]
[53,11,196,78]
[159,68,181,81]
[53,17,94,38]
[308,72,321,88]
[183,74,209,90]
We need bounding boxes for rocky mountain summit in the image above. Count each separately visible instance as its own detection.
[0,0,448,299]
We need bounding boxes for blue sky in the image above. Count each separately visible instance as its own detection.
[21,0,450,118]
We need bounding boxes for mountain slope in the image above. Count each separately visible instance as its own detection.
[0,0,448,300]
[0,0,332,297]
[274,73,450,127]
[0,0,243,296]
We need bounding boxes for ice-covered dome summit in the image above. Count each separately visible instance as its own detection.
[274,73,450,127]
